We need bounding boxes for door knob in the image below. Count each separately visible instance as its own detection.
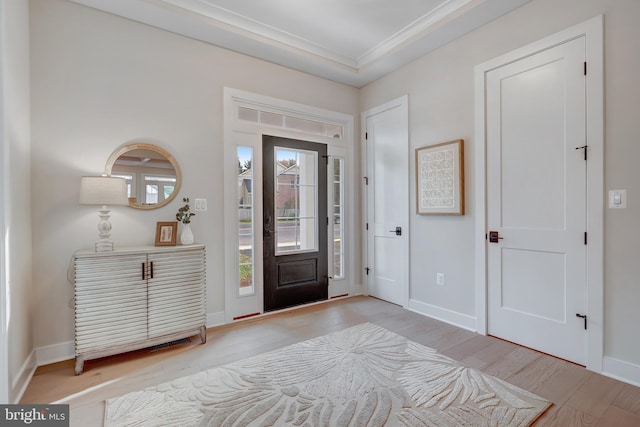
[489,231,503,243]
[263,228,274,238]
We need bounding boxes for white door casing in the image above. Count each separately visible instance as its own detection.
[487,37,587,364]
[475,16,604,371]
[223,88,355,322]
[0,1,9,401]
[363,96,409,307]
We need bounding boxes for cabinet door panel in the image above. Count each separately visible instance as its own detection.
[147,249,206,339]
[75,307,147,326]
[75,254,148,354]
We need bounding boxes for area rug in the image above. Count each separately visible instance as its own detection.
[105,323,550,426]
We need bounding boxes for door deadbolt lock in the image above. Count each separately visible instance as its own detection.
[489,231,504,243]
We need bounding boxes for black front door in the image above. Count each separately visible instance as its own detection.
[263,135,328,312]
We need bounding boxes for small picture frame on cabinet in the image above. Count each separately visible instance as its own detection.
[155,221,177,246]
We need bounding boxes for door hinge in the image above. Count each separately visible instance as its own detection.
[365,132,368,140]
[576,313,587,330]
[365,267,370,275]
[364,176,369,185]
[327,217,329,226]
[366,223,369,231]
[322,154,329,165]
[584,62,587,76]
[584,232,588,245]
[575,145,588,160]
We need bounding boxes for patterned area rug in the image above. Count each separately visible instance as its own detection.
[105,323,550,426]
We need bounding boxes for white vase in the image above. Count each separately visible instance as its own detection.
[180,223,194,245]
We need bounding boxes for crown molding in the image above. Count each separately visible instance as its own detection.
[358,0,479,67]
[68,0,531,87]
[159,0,359,68]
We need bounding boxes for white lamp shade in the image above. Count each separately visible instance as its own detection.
[79,176,129,206]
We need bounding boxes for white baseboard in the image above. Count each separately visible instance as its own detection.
[36,341,74,367]
[207,311,226,328]
[408,299,477,332]
[602,356,640,388]
[32,312,226,369]
[349,283,364,296]
[11,350,37,404]
[406,302,640,388]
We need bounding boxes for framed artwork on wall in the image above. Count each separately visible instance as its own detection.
[415,139,464,215]
[155,221,177,246]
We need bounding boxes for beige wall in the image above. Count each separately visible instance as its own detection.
[361,0,640,367]
[2,0,33,402]
[23,0,640,390]
[29,0,359,350]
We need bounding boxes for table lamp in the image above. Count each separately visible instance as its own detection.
[79,176,129,251]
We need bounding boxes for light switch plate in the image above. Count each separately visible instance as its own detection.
[194,198,207,212]
[608,190,627,209]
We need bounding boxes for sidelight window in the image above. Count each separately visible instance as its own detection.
[238,146,254,296]
[332,157,345,279]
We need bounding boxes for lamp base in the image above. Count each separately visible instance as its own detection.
[95,205,115,251]
[95,239,114,252]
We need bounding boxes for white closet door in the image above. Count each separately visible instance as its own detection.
[486,37,587,364]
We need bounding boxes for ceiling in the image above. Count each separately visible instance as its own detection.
[69,0,531,87]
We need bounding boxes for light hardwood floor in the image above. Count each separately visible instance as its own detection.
[21,296,640,426]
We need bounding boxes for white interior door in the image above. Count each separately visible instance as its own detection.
[486,37,587,364]
[364,97,409,307]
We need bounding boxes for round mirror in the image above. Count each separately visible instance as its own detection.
[104,143,182,210]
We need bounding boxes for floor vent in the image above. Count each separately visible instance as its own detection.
[149,337,191,351]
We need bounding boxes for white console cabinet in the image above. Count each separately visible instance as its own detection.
[73,245,206,374]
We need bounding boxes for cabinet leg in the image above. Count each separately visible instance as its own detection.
[75,356,84,375]
[199,326,207,344]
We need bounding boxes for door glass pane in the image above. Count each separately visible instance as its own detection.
[145,184,158,204]
[143,175,176,204]
[163,185,174,200]
[333,158,344,279]
[238,146,254,296]
[275,147,317,254]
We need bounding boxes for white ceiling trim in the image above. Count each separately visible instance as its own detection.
[68,0,531,87]
[155,0,486,70]
[160,0,358,68]
[358,0,477,67]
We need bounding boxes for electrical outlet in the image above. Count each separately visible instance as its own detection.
[194,198,207,212]
[436,273,445,286]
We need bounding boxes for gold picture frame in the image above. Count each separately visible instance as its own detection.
[416,139,464,215]
[155,221,177,246]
